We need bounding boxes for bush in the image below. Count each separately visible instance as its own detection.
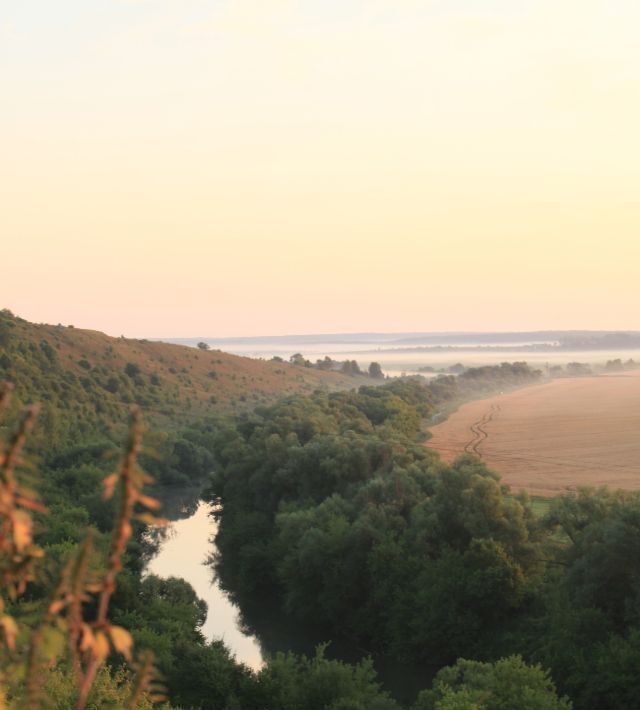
[415,656,571,709]
[125,362,141,378]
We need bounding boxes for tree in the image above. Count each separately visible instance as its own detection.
[208,387,544,671]
[124,362,141,378]
[368,361,384,378]
[258,646,400,709]
[340,360,362,376]
[414,656,571,709]
[197,342,210,350]
[316,356,336,371]
[290,353,311,367]
[0,395,164,706]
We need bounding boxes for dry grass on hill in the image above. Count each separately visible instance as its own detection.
[0,312,368,428]
[45,324,361,404]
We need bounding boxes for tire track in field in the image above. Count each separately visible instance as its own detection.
[464,404,500,458]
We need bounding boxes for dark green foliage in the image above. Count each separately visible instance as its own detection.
[125,362,141,378]
[0,311,15,346]
[111,573,400,708]
[415,656,571,709]
[208,385,545,670]
[206,367,640,709]
[255,646,400,710]
[139,419,219,487]
[40,339,58,364]
[0,311,182,448]
[524,489,640,708]
[0,376,400,707]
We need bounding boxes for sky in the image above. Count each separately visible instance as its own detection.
[2,0,640,337]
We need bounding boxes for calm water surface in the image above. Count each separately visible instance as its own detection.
[145,501,264,670]
[145,501,450,702]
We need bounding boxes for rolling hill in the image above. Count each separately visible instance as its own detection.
[0,309,368,444]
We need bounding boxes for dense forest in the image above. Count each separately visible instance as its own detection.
[3,314,638,707]
[208,377,640,709]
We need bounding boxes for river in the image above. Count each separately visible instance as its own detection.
[145,500,264,670]
[145,500,428,703]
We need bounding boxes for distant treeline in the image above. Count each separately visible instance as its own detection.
[369,331,640,354]
[274,353,385,378]
[419,361,542,405]
[425,359,638,380]
[603,357,637,371]
[548,358,637,378]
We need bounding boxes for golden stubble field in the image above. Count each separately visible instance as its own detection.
[427,372,640,496]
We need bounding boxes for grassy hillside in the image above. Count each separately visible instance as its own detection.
[0,309,367,445]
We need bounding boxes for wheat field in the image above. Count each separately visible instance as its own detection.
[427,371,640,496]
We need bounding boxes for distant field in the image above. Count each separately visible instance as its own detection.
[427,372,640,496]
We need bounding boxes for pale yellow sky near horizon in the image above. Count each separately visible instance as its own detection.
[2,0,640,337]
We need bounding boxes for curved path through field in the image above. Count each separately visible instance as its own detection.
[427,372,640,496]
[464,404,501,457]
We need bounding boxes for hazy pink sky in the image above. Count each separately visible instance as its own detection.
[3,1,640,337]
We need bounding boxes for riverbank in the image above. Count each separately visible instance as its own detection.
[145,500,264,670]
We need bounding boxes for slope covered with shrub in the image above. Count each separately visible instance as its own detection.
[0,309,367,447]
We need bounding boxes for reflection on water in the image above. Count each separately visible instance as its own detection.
[148,498,431,702]
[145,501,264,670]
[228,593,433,704]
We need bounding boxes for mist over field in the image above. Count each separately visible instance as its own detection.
[168,330,640,377]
